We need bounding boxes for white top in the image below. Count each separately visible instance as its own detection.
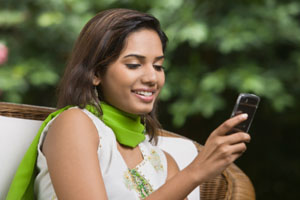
[34,108,168,200]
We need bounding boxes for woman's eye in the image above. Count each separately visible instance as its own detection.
[126,64,141,69]
[154,65,164,71]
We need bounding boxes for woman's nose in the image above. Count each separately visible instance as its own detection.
[141,65,157,85]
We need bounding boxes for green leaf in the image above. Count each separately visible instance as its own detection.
[37,12,64,27]
[0,10,25,26]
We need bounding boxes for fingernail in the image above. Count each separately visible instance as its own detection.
[241,113,248,119]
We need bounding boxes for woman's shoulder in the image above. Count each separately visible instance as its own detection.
[46,107,109,135]
[36,108,109,199]
[42,108,100,154]
[50,108,97,134]
[55,107,91,122]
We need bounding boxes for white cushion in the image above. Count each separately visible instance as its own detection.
[157,136,200,200]
[0,116,43,199]
[0,116,200,200]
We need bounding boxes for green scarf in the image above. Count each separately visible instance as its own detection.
[6,103,145,200]
[84,102,146,147]
[100,102,146,147]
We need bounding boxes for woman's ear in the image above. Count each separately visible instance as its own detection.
[93,76,101,86]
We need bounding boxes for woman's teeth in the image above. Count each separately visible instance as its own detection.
[135,91,153,96]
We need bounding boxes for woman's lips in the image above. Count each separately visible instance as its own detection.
[132,89,156,103]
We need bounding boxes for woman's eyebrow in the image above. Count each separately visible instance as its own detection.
[155,55,165,61]
[123,54,165,61]
[123,54,145,60]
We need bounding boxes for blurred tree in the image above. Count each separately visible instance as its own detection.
[0,0,299,199]
[0,0,299,122]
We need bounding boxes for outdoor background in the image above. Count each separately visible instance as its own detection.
[1,0,299,199]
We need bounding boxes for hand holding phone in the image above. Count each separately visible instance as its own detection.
[228,93,260,134]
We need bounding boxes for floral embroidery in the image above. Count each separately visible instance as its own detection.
[51,194,57,200]
[123,169,153,199]
[124,170,134,190]
[148,149,164,172]
[122,146,164,199]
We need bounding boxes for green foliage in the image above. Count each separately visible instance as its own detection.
[0,0,299,123]
[0,0,299,119]
[161,0,300,125]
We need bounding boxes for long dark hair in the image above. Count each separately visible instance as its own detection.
[57,8,168,143]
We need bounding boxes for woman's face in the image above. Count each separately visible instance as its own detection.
[95,28,165,114]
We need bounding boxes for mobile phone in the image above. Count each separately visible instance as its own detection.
[228,93,260,134]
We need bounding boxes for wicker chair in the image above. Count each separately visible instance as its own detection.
[0,102,255,199]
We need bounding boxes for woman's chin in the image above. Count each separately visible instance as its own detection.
[128,104,154,115]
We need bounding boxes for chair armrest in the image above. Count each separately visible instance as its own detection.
[223,163,256,199]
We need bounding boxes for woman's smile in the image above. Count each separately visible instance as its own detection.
[132,88,157,103]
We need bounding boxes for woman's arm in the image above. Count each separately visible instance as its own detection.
[164,151,188,200]
[146,114,250,200]
[42,108,108,200]
[164,151,180,181]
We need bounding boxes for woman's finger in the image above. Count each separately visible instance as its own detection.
[223,132,251,145]
[230,142,247,154]
[228,151,245,164]
[212,114,248,136]
[221,143,247,164]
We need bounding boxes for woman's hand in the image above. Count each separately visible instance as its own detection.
[146,114,251,200]
[187,113,251,184]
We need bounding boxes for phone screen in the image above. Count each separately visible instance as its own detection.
[229,93,260,134]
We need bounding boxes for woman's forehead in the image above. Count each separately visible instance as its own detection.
[120,29,164,58]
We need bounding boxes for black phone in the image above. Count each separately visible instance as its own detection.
[228,93,260,134]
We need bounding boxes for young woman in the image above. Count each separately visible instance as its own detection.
[34,8,250,199]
